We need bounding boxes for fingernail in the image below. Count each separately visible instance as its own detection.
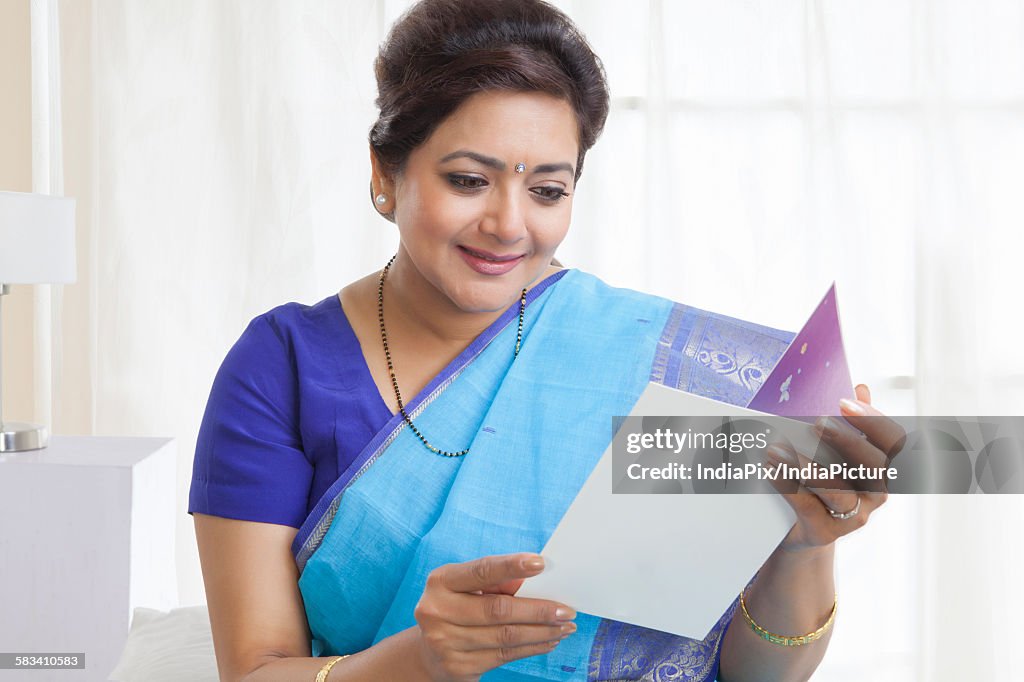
[560,622,577,635]
[522,556,544,571]
[765,444,795,465]
[555,606,576,621]
[839,398,865,415]
[814,417,839,438]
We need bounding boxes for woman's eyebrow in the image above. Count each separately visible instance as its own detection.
[438,150,575,176]
[439,150,505,170]
[530,162,574,175]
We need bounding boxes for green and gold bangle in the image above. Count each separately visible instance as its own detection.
[739,586,837,647]
[314,654,350,682]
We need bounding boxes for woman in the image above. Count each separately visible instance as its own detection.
[189,1,898,680]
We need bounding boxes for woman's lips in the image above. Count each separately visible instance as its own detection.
[457,246,525,275]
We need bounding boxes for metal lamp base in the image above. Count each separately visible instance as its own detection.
[0,422,49,452]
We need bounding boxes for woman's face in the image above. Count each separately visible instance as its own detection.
[379,90,579,314]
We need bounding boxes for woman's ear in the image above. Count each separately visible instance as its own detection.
[368,147,396,219]
[368,147,393,197]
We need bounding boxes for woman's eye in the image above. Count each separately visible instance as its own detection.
[531,186,571,203]
[448,174,488,190]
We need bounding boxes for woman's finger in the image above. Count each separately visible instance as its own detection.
[431,589,575,627]
[436,553,544,594]
[452,622,577,652]
[454,636,566,672]
[765,443,860,518]
[838,399,907,458]
[813,417,890,493]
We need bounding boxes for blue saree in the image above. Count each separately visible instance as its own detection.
[291,269,794,681]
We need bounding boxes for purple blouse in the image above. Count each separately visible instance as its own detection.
[188,293,391,528]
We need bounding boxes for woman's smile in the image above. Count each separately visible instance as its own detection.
[457,245,526,276]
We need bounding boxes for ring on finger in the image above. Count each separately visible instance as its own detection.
[825,496,861,521]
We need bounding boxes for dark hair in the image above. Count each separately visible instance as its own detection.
[369,0,609,195]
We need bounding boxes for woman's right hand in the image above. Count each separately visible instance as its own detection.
[413,553,578,682]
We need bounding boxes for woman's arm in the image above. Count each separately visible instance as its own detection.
[194,513,433,681]
[240,628,432,681]
[719,385,900,681]
[717,532,836,682]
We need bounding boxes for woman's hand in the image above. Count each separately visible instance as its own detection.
[765,384,905,553]
[413,553,577,682]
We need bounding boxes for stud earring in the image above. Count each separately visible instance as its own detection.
[375,193,387,205]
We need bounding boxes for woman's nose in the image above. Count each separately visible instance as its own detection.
[479,189,527,244]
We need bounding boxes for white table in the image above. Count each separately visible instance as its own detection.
[0,436,178,681]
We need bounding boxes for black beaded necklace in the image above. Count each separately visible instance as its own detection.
[377,254,527,457]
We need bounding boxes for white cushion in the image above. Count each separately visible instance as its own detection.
[108,605,219,681]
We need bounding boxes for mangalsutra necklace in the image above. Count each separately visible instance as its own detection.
[377,254,527,457]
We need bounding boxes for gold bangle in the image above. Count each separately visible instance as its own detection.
[739,586,837,647]
[314,654,349,682]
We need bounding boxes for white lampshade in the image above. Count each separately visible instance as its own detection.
[0,191,76,284]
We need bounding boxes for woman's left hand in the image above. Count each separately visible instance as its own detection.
[765,383,905,553]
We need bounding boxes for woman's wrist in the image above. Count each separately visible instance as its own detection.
[408,625,443,682]
[399,626,441,681]
[315,627,436,681]
[776,524,837,558]
[738,528,837,636]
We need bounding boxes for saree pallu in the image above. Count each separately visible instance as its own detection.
[291,269,793,681]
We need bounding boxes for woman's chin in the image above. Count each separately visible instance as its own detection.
[437,258,555,313]
[445,286,523,315]
[455,297,520,315]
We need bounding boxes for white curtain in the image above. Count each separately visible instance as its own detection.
[29,0,64,445]
[32,1,1024,679]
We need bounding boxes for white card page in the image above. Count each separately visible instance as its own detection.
[517,382,803,639]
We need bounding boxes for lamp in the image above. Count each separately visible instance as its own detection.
[0,191,76,452]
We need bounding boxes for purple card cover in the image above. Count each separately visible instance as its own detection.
[745,284,854,417]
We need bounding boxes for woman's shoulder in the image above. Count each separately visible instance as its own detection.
[559,269,792,338]
[551,269,675,315]
[240,292,347,354]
